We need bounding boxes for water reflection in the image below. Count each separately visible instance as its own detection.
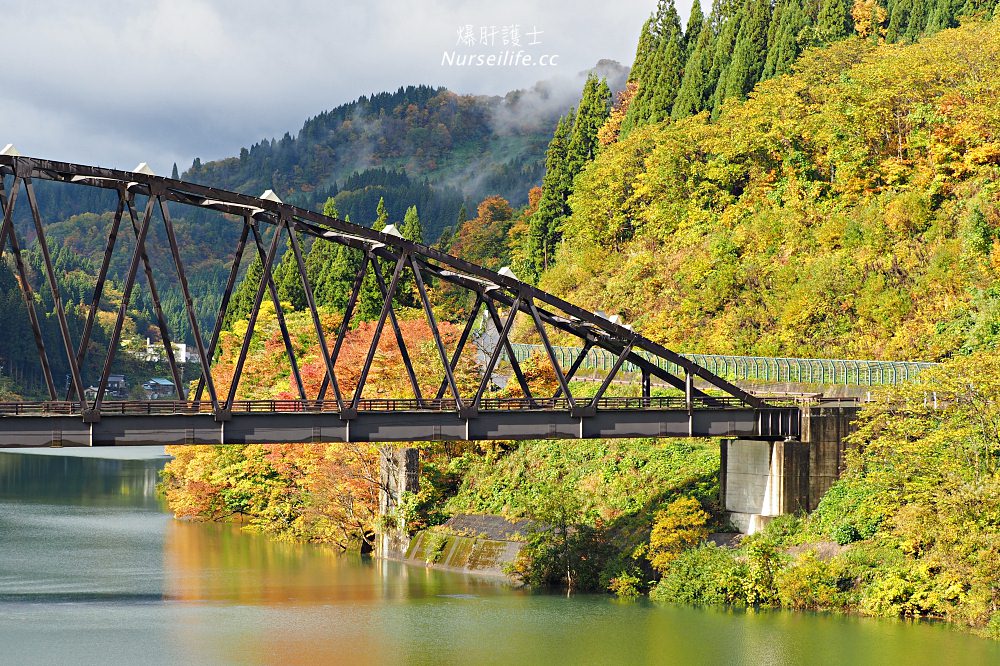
[163,519,512,605]
[0,448,165,508]
[1,449,1000,666]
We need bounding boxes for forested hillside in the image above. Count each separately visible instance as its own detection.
[184,63,627,238]
[520,0,1000,300]
[516,14,1000,362]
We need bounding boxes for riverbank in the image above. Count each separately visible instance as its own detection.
[401,514,531,578]
[156,352,1000,638]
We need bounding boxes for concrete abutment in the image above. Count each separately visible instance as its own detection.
[721,405,861,533]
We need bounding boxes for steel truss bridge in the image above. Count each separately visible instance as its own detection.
[0,154,798,447]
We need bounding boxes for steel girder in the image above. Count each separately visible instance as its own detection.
[0,155,773,431]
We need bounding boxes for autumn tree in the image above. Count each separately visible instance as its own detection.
[852,0,888,41]
[647,497,710,574]
[598,82,638,146]
[451,195,515,271]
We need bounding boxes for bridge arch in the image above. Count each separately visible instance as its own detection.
[0,154,797,445]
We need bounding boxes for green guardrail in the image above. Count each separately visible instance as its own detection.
[502,343,936,387]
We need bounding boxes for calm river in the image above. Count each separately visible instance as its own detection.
[1,448,998,665]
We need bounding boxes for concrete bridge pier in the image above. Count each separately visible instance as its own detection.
[720,406,861,533]
[720,439,809,533]
[378,446,420,558]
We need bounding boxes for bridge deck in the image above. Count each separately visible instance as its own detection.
[0,399,799,447]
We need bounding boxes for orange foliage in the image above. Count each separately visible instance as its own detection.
[598,81,638,146]
[449,195,514,270]
[498,352,560,399]
[163,305,482,550]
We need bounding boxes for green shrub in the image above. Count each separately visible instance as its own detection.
[650,544,745,605]
[832,524,861,545]
[811,480,888,543]
[758,514,804,547]
[608,570,643,599]
[775,551,846,610]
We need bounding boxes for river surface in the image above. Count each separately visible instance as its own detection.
[1,448,999,665]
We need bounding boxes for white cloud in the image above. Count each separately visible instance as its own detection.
[2,0,703,173]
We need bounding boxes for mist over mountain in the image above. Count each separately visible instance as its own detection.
[180,60,628,239]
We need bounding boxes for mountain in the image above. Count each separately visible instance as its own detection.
[181,61,628,240]
[0,63,629,395]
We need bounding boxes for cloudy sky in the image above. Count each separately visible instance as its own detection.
[2,0,701,175]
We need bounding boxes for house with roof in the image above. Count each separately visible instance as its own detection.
[142,378,177,399]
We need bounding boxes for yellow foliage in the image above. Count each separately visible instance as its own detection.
[542,20,1000,361]
[647,496,710,575]
[851,0,887,41]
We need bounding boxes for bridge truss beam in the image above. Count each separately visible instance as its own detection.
[0,155,798,445]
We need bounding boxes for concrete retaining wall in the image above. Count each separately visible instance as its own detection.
[378,446,420,558]
[802,406,860,510]
[402,514,530,578]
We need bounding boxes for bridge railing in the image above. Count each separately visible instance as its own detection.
[503,344,936,387]
[0,395,751,416]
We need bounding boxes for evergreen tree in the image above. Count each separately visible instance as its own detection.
[622,0,686,131]
[358,198,393,320]
[307,197,341,306]
[816,0,854,41]
[684,0,706,57]
[316,200,363,313]
[567,75,612,175]
[708,0,742,116]
[374,196,389,231]
[401,205,423,244]
[647,12,686,123]
[673,15,716,119]
[273,239,306,310]
[223,255,263,330]
[629,18,657,84]
[512,73,608,278]
[716,0,772,112]
[764,0,813,77]
[436,226,455,253]
[886,0,930,42]
[529,111,574,278]
[927,0,962,31]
